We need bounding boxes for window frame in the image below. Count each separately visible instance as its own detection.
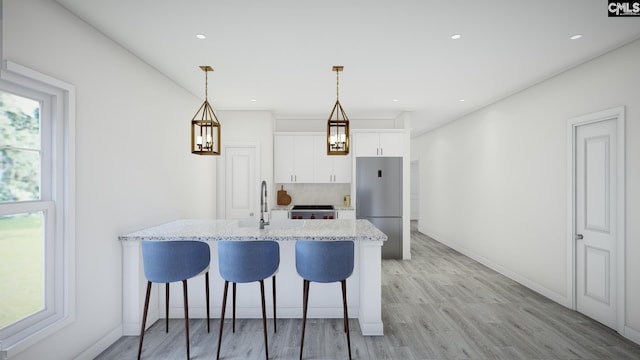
[0,61,75,359]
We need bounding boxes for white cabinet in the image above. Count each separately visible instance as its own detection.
[354,133,380,157]
[332,153,352,183]
[274,135,315,183]
[379,133,405,156]
[313,135,352,183]
[337,209,355,219]
[354,132,404,157]
[274,136,294,183]
[275,134,351,184]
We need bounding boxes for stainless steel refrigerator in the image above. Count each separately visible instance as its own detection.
[356,157,403,259]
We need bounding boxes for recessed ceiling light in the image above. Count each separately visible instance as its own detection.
[459,99,465,102]
[451,34,462,40]
[251,99,257,102]
[196,34,206,40]
[570,34,582,40]
[392,99,399,102]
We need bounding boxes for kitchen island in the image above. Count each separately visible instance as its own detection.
[119,219,386,336]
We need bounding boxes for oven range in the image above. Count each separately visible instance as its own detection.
[289,205,335,219]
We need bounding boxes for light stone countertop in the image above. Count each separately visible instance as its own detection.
[271,205,354,211]
[119,219,386,242]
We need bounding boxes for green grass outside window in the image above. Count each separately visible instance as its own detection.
[0,214,44,329]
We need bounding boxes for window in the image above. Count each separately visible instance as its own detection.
[0,90,46,328]
[0,62,75,358]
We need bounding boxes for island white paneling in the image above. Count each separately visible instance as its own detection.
[120,219,386,336]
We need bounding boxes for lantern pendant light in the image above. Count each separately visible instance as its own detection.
[191,65,221,155]
[326,65,350,155]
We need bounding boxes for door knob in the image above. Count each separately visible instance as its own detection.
[575,234,584,240]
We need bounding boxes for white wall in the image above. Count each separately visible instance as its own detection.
[410,160,419,220]
[411,38,640,339]
[2,0,217,358]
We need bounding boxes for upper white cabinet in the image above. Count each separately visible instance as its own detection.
[275,134,352,184]
[354,132,404,157]
[274,135,315,183]
[313,135,352,183]
[332,152,352,183]
[274,135,294,183]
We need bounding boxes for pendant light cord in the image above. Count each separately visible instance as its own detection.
[205,69,209,101]
[336,69,340,100]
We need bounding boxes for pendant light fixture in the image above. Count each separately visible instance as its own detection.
[191,65,221,155]
[326,65,350,155]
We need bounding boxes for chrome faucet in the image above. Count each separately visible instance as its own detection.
[260,180,269,229]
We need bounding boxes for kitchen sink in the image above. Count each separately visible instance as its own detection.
[267,219,305,229]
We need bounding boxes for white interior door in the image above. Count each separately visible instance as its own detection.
[575,119,617,329]
[225,146,257,219]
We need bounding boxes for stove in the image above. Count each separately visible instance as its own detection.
[290,205,335,219]
[292,205,334,210]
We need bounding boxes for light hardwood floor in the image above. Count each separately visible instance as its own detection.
[97,222,640,359]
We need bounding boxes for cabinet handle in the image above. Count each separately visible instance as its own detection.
[290,175,293,182]
[295,175,297,182]
[381,148,383,156]
[376,148,379,156]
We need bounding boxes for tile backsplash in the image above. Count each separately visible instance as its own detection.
[275,183,350,207]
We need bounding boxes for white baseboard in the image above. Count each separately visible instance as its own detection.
[73,325,122,360]
[419,226,571,308]
[624,325,640,345]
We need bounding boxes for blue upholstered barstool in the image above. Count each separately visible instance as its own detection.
[296,240,354,360]
[137,240,211,360]
[216,240,280,360]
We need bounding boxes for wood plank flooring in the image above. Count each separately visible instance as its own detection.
[96,222,640,359]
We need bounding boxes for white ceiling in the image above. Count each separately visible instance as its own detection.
[55,0,640,136]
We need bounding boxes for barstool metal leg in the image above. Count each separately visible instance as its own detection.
[260,280,269,360]
[137,281,152,360]
[232,282,237,333]
[206,272,210,333]
[165,283,170,333]
[300,279,310,360]
[341,280,352,360]
[217,281,229,360]
[183,279,190,359]
[273,275,277,333]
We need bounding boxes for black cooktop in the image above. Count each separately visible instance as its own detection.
[291,205,334,210]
